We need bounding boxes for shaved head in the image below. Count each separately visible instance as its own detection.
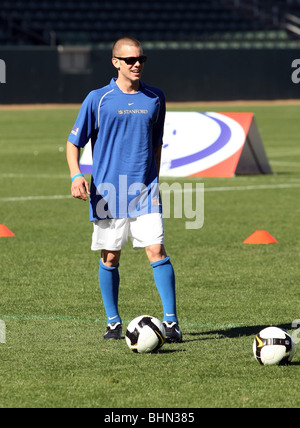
[112,37,143,58]
[111,37,145,93]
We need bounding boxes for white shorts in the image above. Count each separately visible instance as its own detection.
[91,213,164,251]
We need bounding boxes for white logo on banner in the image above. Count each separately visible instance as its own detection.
[160,112,246,177]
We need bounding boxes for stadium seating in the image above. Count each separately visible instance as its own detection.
[1,0,300,46]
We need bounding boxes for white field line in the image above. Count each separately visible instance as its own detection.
[270,160,300,167]
[161,182,300,194]
[0,195,73,202]
[0,183,300,203]
[0,173,70,179]
[204,183,300,193]
[267,149,300,158]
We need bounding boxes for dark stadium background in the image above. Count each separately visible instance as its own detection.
[1,0,300,103]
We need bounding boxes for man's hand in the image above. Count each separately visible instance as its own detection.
[71,176,91,201]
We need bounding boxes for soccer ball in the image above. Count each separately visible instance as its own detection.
[125,315,166,354]
[253,326,295,366]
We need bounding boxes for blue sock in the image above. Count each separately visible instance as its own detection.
[151,257,178,323]
[99,260,121,325]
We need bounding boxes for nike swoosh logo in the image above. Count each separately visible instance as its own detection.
[128,103,134,106]
[109,316,118,321]
[166,314,176,317]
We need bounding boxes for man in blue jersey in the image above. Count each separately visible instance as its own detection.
[67,37,182,342]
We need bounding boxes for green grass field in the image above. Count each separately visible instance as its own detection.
[0,103,299,408]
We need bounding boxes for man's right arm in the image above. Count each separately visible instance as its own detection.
[66,141,90,201]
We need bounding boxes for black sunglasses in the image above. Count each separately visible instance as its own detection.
[114,55,147,65]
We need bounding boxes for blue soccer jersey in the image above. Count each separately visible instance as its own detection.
[68,78,165,221]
